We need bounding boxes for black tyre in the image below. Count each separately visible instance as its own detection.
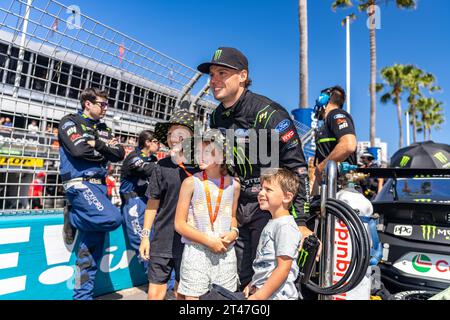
[390,290,437,300]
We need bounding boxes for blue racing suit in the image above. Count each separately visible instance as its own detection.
[58,111,125,300]
[119,148,157,266]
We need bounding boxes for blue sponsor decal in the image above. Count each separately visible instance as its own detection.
[275,119,291,133]
[61,121,75,130]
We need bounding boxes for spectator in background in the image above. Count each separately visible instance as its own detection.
[3,117,12,127]
[2,117,12,131]
[106,165,119,203]
[29,172,45,209]
[28,120,39,134]
[51,127,60,150]
[0,117,5,126]
[45,124,53,134]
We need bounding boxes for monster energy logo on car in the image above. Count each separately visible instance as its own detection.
[297,248,309,267]
[213,49,222,61]
[421,225,436,240]
[400,156,411,167]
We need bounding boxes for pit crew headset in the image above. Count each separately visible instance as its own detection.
[314,87,333,121]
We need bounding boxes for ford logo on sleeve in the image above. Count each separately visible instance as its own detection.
[275,119,291,133]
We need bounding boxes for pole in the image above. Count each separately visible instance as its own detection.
[406,111,410,146]
[13,0,33,98]
[346,15,351,114]
[319,160,338,300]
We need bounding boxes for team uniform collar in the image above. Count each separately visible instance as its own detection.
[219,89,249,117]
[78,111,100,125]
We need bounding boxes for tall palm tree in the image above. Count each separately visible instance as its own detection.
[405,67,440,142]
[377,64,412,149]
[332,0,417,147]
[416,97,445,141]
[299,0,308,108]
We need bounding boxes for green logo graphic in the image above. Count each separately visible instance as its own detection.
[421,225,436,240]
[412,254,432,273]
[400,156,411,167]
[434,152,448,165]
[298,249,309,267]
[213,49,222,61]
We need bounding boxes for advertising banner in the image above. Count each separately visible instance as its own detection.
[0,213,147,299]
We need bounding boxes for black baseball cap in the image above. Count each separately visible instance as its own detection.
[197,47,249,74]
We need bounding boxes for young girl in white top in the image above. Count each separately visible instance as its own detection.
[175,131,240,300]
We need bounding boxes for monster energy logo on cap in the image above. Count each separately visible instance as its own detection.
[421,225,436,240]
[400,156,411,167]
[213,49,223,61]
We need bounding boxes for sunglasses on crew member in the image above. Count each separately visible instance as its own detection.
[93,100,109,108]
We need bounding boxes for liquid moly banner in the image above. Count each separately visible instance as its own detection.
[0,214,147,300]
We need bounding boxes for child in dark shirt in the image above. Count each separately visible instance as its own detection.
[139,110,199,300]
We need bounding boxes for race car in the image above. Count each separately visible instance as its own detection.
[359,167,450,299]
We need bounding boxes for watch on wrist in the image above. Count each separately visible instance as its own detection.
[141,228,151,238]
[231,227,239,238]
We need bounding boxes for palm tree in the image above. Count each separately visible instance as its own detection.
[377,64,412,149]
[332,0,417,147]
[416,97,445,141]
[405,67,440,142]
[299,0,308,108]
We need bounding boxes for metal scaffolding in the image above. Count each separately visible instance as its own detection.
[0,0,215,213]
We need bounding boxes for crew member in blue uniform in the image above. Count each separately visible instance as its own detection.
[120,130,159,265]
[58,87,125,300]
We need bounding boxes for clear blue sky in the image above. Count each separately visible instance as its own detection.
[68,0,449,157]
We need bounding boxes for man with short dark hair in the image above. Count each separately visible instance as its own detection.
[120,130,159,265]
[58,87,125,300]
[311,86,357,193]
[198,47,312,290]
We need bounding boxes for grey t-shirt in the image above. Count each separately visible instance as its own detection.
[250,215,301,300]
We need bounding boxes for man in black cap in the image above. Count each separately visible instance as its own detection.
[198,47,313,290]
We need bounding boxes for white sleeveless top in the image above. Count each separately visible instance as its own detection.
[182,172,234,244]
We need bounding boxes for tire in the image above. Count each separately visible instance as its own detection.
[390,290,437,300]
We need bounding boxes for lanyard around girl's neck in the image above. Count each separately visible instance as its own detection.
[202,171,225,232]
[178,162,192,177]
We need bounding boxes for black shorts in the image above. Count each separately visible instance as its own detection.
[148,256,182,284]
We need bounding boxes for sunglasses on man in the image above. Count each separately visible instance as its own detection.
[93,100,109,108]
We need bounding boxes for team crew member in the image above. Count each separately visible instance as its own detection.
[120,130,159,262]
[197,47,312,289]
[312,86,357,193]
[139,110,200,300]
[58,88,125,300]
[358,152,382,200]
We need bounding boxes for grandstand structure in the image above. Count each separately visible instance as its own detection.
[0,0,215,212]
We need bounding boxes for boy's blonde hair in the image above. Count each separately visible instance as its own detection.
[260,168,300,203]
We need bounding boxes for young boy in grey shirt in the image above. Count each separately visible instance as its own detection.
[244,168,302,300]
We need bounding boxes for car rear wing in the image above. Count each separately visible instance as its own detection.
[357,168,450,179]
[357,168,450,202]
